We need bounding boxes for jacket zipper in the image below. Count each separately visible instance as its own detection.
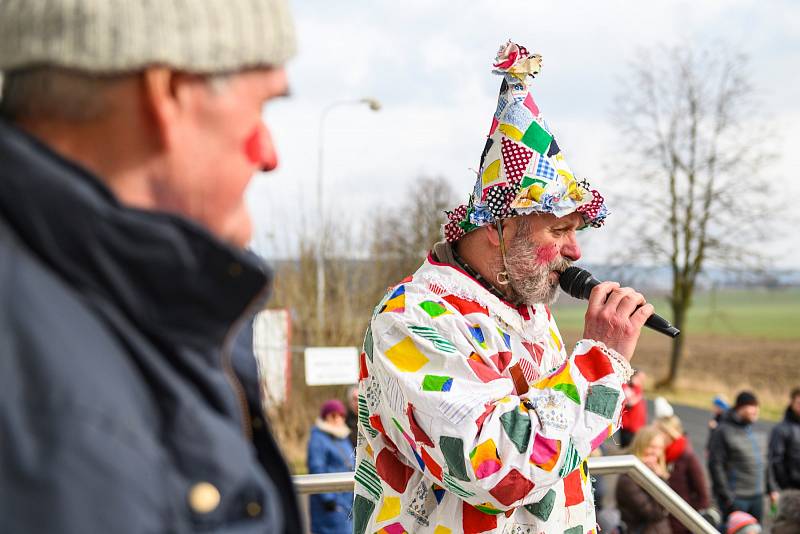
[220,282,272,441]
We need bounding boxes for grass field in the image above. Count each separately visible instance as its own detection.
[552,287,800,339]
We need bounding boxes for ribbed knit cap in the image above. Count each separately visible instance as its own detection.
[0,0,296,74]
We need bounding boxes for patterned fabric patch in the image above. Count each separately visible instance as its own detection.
[419,300,451,318]
[531,391,569,431]
[407,403,434,447]
[481,159,502,187]
[574,346,614,382]
[517,357,539,383]
[497,327,512,349]
[359,393,378,438]
[421,447,443,480]
[530,433,561,472]
[442,472,475,498]
[591,424,613,450]
[432,485,446,504]
[385,337,430,372]
[523,93,539,117]
[422,374,453,392]
[521,341,544,365]
[520,120,553,154]
[353,494,376,534]
[564,526,584,534]
[558,439,583,478]
[439,435,470,481]
[501,101,534,132]
[376,496,402,522]
[524,488,557,521]
[468,353,503,383]
[498,123,524,142]
[434,526,452,534]
[563,468,584,506]
[585,384,620,419]
[533,361,580,404]
[354,459,383,501]
[500,405,532,453]
[489,468,535,506]
[442,294,489,316]
[501,138,534,186]
[376,522,408,534]
[463,501,498,534]
[474,502,503,515]
[408,325,457,353]
[490,351,513,372]
[381,285,406,313]
[376,449,415,493]
[470,439,502,479]
[535,155,556,180]
[407,480,436,528]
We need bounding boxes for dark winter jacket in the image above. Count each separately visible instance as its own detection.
[707,410,764,509]
[665,437,711,534]
[0,119,302,532]
[616,473,671,534]
[307,421,354,534]
[768,407,800,490]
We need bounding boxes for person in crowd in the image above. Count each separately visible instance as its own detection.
[352,40,653,533]
[708,391,765,524]
[307,400,354,534]
[345,384,360,448]
[0,1,301,531]
[616,425,671,533]
[621,370,649,448]
[724,511,762,534]
[657,412,711,534]
[768,387,800,492]
[710,395,731,431]
[772,489,800,534]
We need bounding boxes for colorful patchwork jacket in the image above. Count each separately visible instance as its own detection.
[353,252,633,534]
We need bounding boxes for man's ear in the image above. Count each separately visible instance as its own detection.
[141,68,179,149]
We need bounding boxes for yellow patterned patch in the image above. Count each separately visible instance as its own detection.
[376,496,401,522]
[385,337,430,372]
[498,123,524,141]
[434,527,452,534]
[549,328,562,351]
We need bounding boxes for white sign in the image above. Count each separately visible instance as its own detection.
[253,309,291,405]
[304,347,359,386]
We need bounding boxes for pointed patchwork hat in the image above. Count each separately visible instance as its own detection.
[443,41,608,242]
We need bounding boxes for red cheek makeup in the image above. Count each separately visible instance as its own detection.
[535,243,559,264]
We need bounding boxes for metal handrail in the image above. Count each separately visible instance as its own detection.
[293,455,717,534]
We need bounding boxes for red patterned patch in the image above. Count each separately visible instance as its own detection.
[359,352,369,380]
[522,341,545,365]
[488,468,535,506]
[421,447,443,480]
[517,357,539,383]
[463,502,498,534]
[563,468,585,507]
[406,403,434,447]
[369,414,385,435]
[443,294,489,316]
[523,93,540,117]
[574,346,614,382]
[501,138,533,186]
[490,351,513,372]
[376,449,414,493]
[468,354,503,383]
[475,402,496,432]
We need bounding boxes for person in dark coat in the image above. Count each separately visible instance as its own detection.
[768,387,800,492]
[708,391,765,524]
[307,400,354,534]
[0,1,302,532]
[657,415,711,534]
[345,384,360,448]
[616,425,672,534]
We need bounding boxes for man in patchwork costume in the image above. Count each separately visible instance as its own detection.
[352,41,655,534]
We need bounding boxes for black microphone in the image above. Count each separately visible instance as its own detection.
[559,266,680,338]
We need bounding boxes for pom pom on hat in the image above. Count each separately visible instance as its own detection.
[726,511,761,534]
[654,396,674,419]
[320,399,346,419]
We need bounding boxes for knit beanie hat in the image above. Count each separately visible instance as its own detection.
[734,391,759,409]
[320,399,346,419]
[726,511,761,534]
[443,40,608,242]
[0,0,296,74]
[713,395,730,411]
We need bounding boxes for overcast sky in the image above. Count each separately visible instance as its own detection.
[247,0,800,268]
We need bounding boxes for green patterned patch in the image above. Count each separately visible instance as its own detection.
[585,384,620,419]
[422,374,453,392]
[358,394,378,438]
[524,488,557,521]
[558,439,583,478]
[474,503,504,515]
[554,382,581,405]
[439,435,470,481]
[363,326,374,362]
[500,407,532,453]
[352,494,376,534]
[442,472,475,498]
[419,300,450,318]
[354,459,383,501]
[521,120,553,155]
[564,526,583,534]
[408,325,457,353]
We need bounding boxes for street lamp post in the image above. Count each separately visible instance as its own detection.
[316,98,381,337]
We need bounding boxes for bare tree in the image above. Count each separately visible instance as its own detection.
[612,45,775,388]
[370,175,457,286]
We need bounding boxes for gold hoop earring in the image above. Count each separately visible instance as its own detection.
[496,271,510,286]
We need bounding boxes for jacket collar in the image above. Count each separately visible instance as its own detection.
[0,118,270,350]
[785,407,800,425]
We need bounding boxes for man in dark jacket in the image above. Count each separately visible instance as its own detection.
[0,1,302,532]
[768,388,800,491]
[708,391,765,524]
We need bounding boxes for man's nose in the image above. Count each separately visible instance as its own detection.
[561,233,581,262]
[244,123,279,172]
